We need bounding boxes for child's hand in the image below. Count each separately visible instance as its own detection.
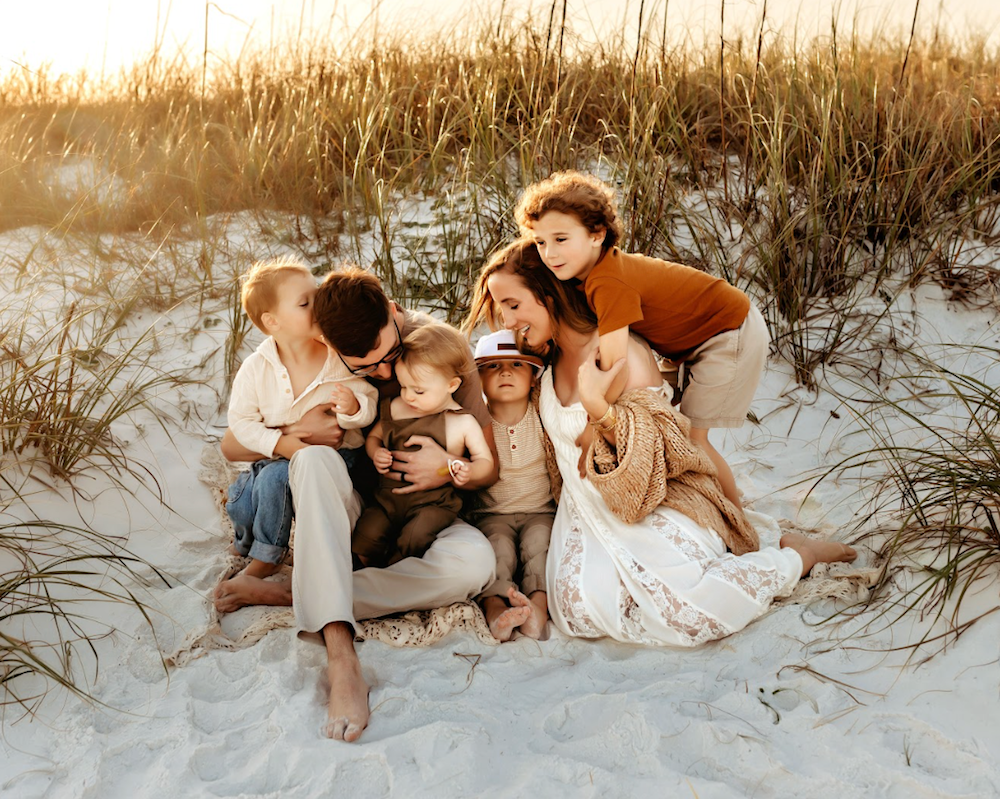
[331,384,361,416]
[449,459,471,486]
[373,447,393,474]
[578,347,627,419]
[574,424,595,479]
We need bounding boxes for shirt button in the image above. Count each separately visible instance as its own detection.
[511,444,517,450]
[508,428,515,434]
[282,373,288,379]
[285,389,291,394]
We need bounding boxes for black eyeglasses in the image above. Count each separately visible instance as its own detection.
[339,317,403,377]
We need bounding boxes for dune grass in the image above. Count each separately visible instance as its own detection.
[0,7,998,702]
[0,258,190,706]
[2,15,997,327]
[0,518,171,713]
[812,344,1000,657]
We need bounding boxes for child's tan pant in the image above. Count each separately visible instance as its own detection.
[475,511,554,600]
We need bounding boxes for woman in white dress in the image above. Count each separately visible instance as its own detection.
[465,241,856,646]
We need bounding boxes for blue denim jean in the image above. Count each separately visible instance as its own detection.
[226,458,293,565]
[226,448,360,564]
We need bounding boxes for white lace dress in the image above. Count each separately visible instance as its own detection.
[540,371,803,647]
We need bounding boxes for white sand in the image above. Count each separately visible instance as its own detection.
[1,217,998,798]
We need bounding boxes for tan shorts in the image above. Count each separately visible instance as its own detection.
[658,303,769,429]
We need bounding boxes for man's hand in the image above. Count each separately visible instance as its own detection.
[391,434,450,494]
[281,403,345,449]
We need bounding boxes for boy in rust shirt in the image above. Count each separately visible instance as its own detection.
[516,171,769,508]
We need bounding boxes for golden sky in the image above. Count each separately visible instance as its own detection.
[2,0,996,77]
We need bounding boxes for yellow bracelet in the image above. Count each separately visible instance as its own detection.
[437,460,464,478]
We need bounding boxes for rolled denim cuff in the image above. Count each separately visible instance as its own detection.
[247,540,288,565]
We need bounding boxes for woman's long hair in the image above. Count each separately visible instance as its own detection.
[463,239,597,346]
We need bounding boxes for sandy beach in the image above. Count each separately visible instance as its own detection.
[1,211,997,798]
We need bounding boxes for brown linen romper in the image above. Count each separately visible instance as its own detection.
[351,398,465,567]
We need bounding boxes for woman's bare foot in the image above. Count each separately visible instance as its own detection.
[780,532,857,577]
[512,588,548,640]
[482,594,530,642]
[322,623,370,742]
[213,573,292,613]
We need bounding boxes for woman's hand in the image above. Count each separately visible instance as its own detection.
[578,347,627,421]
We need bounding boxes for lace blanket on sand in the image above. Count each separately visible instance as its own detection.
[165,445,497,667]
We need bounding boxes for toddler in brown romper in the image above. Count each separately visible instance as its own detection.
[351,398,465,566]
[351,323,495,568]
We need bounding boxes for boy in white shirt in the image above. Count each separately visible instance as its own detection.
[215,257,377,613]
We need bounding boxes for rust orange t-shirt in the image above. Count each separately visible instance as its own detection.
[583,248,750,361]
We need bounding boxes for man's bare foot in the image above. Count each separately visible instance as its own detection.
[213,573,291,613]
[780,532,857,577]
[483,594,531,642]
[322,624,370,742]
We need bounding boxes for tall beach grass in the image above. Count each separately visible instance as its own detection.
[3,11,997,326]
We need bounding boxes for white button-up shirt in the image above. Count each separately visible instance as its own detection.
[227,336,377,458]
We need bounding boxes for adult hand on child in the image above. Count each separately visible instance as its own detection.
[574,425,595,479]
[391,435,450,493]
[281,403,345,449]
[330,384,360,416]
[372,447,393,474]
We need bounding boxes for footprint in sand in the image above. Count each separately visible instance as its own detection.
[330,757,392,797]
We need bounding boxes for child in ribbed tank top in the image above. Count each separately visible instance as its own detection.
[471,330,554,642]
[515,171,770,509]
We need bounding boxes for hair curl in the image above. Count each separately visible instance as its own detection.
[514,171,622,249]
[399,322,476,384]
[240,256,314,333]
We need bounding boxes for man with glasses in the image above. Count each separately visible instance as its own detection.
[221,266,498,743]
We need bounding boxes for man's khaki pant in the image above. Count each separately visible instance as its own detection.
[288,447,496,640]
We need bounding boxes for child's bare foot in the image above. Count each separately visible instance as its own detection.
[322,627,370,742]
[780,532,857,577]
[511,587,548,639]
[213,573,291,613]
[482,594,530,642]
[519,589,549,639]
